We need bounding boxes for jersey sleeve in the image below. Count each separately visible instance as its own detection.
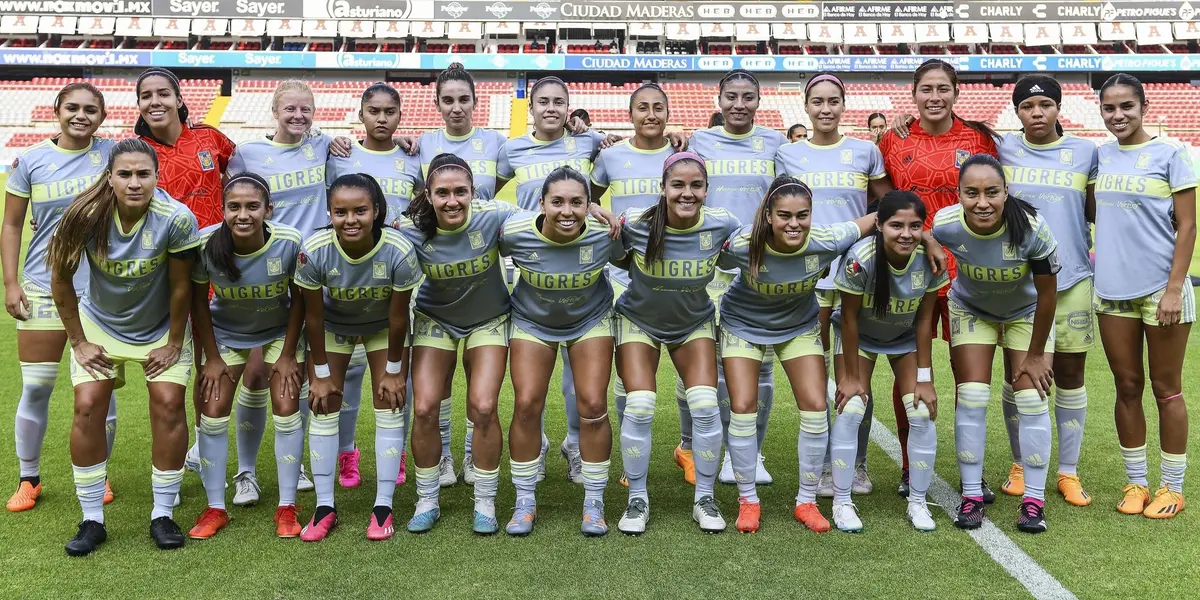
[606,234,627,264]
[293,244,325,290]
[773,147,787,177]
[1168,143,1198,193]
[391,243,423,292]
[591,150,610,187]
[325,156,340,189]
[1086,144,1099,185]
[226,146,247,176]
[168,209,201,254]
[717,238,738,271]
[1028,215,1058,261]
[190,250,210,284]
[4,152,32,197]
[833,253,870,295]
[867,144,887,180]
[586,130,606,160]
[493,199,521,221]
[496,142,515,180]
[214,130,236,174]
[830,221,863,254]
[927,258,951,292]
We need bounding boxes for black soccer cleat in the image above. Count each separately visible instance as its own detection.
[150,516,186,550]
[1016,500,1047,534]
[955,497,986,530]
[66,520,107,557]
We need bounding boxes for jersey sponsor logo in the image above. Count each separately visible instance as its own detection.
[469,230,484,249]
[954,149,969,168]
[298,251,307,265]
[141,229,155,250]
[1059,148,1074,165]
[327,285,392,301]
[267,257,283,276]
[212,279,289,301]
[372,261,387,279]
[302,144,316,161]
[845,259,861,277]
[173,214,192,235]
[699,231,712,250]
[840,149,853,165]
[579,245,593,264]
[88,151,103,166]
[959,263,1027,282]
[472,138,484,154]
[752,137,765,153]
[521,267,604,290]
[911,269,925,289]
[198,150,215,171]
[805,255,819,273]
[422,250,497,280]
[565,137,577,152]
[1135,152,1150,170]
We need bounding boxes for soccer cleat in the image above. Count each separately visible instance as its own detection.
[173,493,181,508]
[674,445,696,486]
[619,471,629,487]
[300,509,338,542]
[188,507,229,540]
[437,454,456,488]
[506,499,538,536]
[851,463,872,495]
[7,480,42,512]
[1143,487,1185,519]
[274,504,302,538]
[954,497,985,530]
[832,502,863,533]
[396,450,407,486]
[981,479,996,504]
[756,453,773,485]
[718,452,735,484]
[462,454,476,485]
[897,469,910,498]
[150,516,187,550]
[297,464,314,492]
[1016,500,1047,533]
[1117,484,1151,515]
[104,480,114,505]
[735,497,761,533]
[1001,463,1025,497]
[407,502,441,533]
[536,439,548,483]
[337,448,362,488]
[817,467,834,498]
[907,502,937,532]
[366,511,395,541]
[1056,473,1092,507]
[473,502,499,536]
[65,520,107,557]
[793,502,831,533]
[232,471,261,507]
[581,499,608,537]
[617,498,649,536]
[185,442,201,473]
[561,441,583,484]
[692,495,726,533]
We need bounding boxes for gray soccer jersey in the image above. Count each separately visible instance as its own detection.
[932,204,1059,322]
[500,212,625,341]
[831,237,949,355]
[591,140,675,289]
[79,189,200,344]
[227,135,332,237]
[192,222,303,348]
[395,199,519,336]
[615,206,740,344]
[418,127,507,200]
[293,228,422,337]
[774,136,886,290]
[326,141,422,227]
[497,130,605,210]
[5,137,115,294]
[998,133,1098,291]
[718,221,860,344]
[1093,138,1198,300]
[688,125,787,225]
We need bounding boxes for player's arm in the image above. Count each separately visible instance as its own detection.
[1161,187,1197,327]
[912,289,940,420]
[2,191,30,319]
[378,289,413,412]
[270,284,306,404]
[144,255,194,379]
[189,281,231,403]
[834,292,867,413]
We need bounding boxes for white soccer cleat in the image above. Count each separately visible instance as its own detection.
[907,502,937,532]
[718,452,736,484]
[561,440,583,484]
[852,463,874,495]
[817,467,835,498]
[692,495,727,533]
[617,497,650,535]
[297,464,314,492]
[185,442,201,473]
[536,439,548,483]
[462,453,476,485]
[232,471,261,506]
[833,502,863,533]
[437,454,457,488]
[755,453,773,485]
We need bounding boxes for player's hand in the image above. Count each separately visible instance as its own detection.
[270,353,303,404]
[144,343,182,380]
[1156,288,1183,327]
[666,131,689,152]
[914,381,938,421]
[329,136,353,157]
[587,204,621,239]
[892,113,916,139]
[1013,353,1054,399]
[5,286,30,320]
[835,378,867,414]
[921,232,948,275]
[569,116,591,136]
[28,217,38,233]
[199,356,235,404]
[377,372,406,412]
[309,376,342,415]
[396,135,419,156]
[72,341,113,381]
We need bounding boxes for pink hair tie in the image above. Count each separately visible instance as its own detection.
[1160,392,1184,402]
[663,151,706,175]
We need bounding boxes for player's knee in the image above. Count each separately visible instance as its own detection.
[1151,380,1184,405]
[511,394,543,426]
[575,391,607,421]
[412,396,441,423]
[149,395,187,430]
[1113,374,1145,400]
[468,397,499,425]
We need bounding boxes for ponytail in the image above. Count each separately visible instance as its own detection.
[207,172,271,282]
[403,152,474,243]
[870,191,927,319]
[958,153,1037,248]
[749,175,812,275]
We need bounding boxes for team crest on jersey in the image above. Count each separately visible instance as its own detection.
[805,255,820,273]
[198,151,215,171]
[1135,152,1150,170]
[840,149,854,165]
[565,137,577,152]
[469,231,484,249]
[1002,242,1019,260]
[579,245,593,264]
[1059,149,1074,165]
[699,231,712,250]
[88,151,103,166]
[911,269,925,289]
[302,144,316,161]
[472,139,484,153]
[141,229,155,250]
[954,149,970,168]
[394,158,406,172]
[267,257,283,276]
[751,137,765,154]
[372,261,387,279]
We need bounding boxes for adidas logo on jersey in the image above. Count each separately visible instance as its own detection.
[957,244,968,253]
[329,267,341,276]
[623,161,632,168]
[424,243,435,252]
[46,162,58,172]
[264,156,275,165]
[528,252,540,261]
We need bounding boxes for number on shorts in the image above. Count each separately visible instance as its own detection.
[1098,299,1134,314]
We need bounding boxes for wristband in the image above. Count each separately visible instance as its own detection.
[916,367,932,383]
[385,360,403,375]
[313,363,331,379]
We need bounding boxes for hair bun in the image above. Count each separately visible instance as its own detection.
[447,62,465,71]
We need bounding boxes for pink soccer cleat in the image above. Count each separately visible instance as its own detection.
[338,449,362,488]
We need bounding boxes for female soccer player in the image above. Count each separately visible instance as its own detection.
[614,152,741,535]
[787,124,808,143]
[325,82,424,490]
[775,72,893,497]
[294,173,422,542]
[501,167,624,537]
[933,154,1059,533]
[4,82,119,512]
[879,59,999,499]
[689,69,788,487]
[867,113,888,145]
[718,176,880,533]
[1094,74,1195,519]
[186,174,307,540]
[49,139,199,556]
[996,76,1099,507]
[417,63,507,486]
[831,191,947,532]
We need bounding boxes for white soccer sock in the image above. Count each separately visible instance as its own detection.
[796,410,829,504]
[73,461,107,523]
[151,466,184,520]
[955,382,990,498]
[728,412,759,502]
[687,386,721,502]
[198,414,231,510]
[339,357,366,454]
[234,385,269,476]
[309,411,340,508]
[15,362,56,477]
[905,395,937,504]
[273,412,303,506]
[1015,388,1051,502]
[1054,387,1087,475]
[621,391,656,502]
[374,409,405,508]
[831,396,866,503]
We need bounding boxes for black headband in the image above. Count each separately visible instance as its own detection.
[1012,76,1061,107]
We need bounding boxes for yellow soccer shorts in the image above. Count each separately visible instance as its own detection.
[70,314,194,388]
[1095,282,1197,327]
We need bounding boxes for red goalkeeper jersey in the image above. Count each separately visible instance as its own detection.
[141,123,235,229]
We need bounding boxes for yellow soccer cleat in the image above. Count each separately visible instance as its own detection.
[674,445,696,486]
[1117,484,1150,515]
[1056,473,1092,507]
[1143,487,1185,519]
[1001,463,1025,497]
